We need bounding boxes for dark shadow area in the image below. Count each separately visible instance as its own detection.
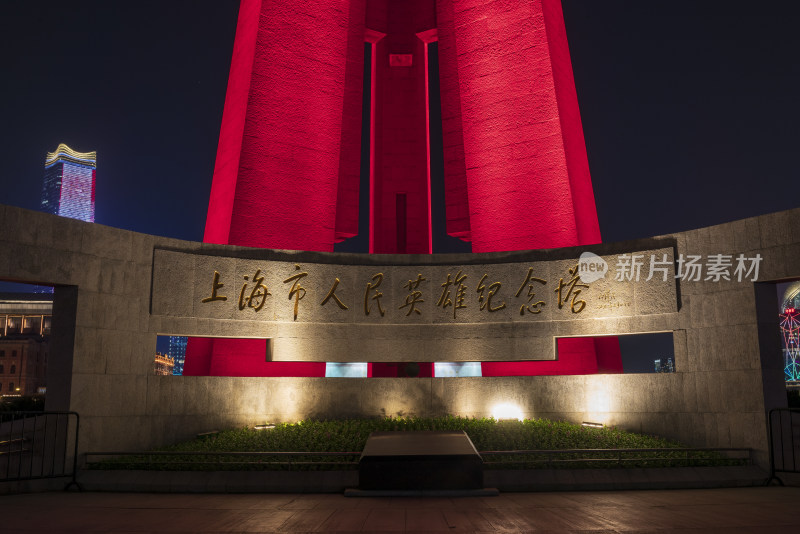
[617,332,676,373]
[334,42,372,254]
[428,42,471,254]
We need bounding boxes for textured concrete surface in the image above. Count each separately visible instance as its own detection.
[0,487,798,532]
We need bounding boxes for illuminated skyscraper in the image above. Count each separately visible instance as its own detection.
[167,336,188,376]
[41,143,96,222]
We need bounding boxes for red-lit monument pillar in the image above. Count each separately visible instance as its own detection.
[186,0,364,376]
[203,0,365,252]
[438,0,602,251]
[184,0,621,378]
[203,0,602,255]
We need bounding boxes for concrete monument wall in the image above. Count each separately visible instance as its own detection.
[152,246,676,364]
[0,203,795,467]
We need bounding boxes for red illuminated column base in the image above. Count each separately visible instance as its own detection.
[183,338,622,378]
[371,362,434,378]
[182,338,325,377]
[481,338,623,377]
[182,337,214,376]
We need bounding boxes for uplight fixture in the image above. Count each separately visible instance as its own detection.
[491,403,524,421]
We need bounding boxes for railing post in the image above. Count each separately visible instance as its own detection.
[791,411,798,473]
[765,408,800,486]
[28,413,38,479]
[64,412,81,491]
[3,413,10,480]
[42,413,50,477]
[767,409,777,485]
[53,412,61,478]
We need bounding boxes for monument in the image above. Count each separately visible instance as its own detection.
[184,0,622,378]
[0,201,791,469]
[0,1,794,472]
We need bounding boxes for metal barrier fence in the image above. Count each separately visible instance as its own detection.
[768,408,800,485]
[85,447,750,471]
[0,411,80,490]
[481,447,752,467]
[86,450,361,470]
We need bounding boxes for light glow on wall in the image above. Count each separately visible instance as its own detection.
[584,375,615,426]
[491,402,524,421]
[434,362,482,377]
[325,362,368,378]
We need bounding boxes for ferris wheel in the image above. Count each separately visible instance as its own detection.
[779,307,800,382]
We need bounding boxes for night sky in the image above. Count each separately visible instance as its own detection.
[2,1,798,246]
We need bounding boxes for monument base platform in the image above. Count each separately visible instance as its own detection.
[358,431,484,491]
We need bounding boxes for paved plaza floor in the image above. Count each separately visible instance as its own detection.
[0,486,797,533]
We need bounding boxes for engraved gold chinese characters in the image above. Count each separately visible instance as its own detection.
[200,265,591,318]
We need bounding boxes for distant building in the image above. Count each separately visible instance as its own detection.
[154,353,175,376]
[167,336,187,376]
[41,143,96,222]
[0,294,51,396]
[654,356,675,373]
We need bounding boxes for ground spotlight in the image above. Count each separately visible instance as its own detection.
[491,403,524,421]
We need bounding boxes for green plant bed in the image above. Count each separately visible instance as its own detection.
[90,416,747,471]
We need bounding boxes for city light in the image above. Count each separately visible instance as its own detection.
[780,307,800,382]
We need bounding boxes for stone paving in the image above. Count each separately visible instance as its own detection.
[0,486,797,532]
